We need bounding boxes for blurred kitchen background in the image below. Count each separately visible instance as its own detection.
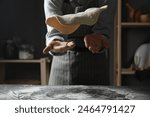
[0,0,49,84]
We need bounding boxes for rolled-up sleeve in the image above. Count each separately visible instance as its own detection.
[44,0,67,46]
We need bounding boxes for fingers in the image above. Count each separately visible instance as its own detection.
[43,46,50,54]
[84,35,89,48]
[53,41,75,53]
[66,41,75,48]
[43,41,57,54]
[84,37,93,50]
[88,45,100,54]
[89,45,101,53]
[88,46,100,54]
[84,37,101,54]
[43,41,76,54]
[84,33,108,53]
[43,44,54,54]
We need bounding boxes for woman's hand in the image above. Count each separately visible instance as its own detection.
[84,33,109,53]
[43,40,75,54]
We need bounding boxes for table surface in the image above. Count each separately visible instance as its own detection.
[0,85,150,100]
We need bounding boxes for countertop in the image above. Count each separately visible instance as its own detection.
[0,85,150,100]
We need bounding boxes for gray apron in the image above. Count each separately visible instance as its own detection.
[49,0,109,85]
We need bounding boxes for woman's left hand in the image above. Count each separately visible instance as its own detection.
[84,33,109,53]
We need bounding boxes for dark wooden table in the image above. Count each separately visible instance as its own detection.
[0,85,150,100]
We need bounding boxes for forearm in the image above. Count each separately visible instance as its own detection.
[44,0,66,43]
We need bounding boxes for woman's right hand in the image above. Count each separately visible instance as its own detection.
[43,40,75,54]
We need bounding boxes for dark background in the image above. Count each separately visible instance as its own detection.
[0,0,46,59]
[0,0,48,82]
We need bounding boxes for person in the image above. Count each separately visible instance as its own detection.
[43,0,117,85]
